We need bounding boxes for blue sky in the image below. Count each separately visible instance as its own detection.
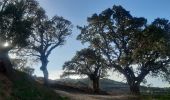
[34,0,170,87]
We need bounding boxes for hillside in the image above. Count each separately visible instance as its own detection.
[0,71,67,100]
[52,78,170,95]
[48,78,170,100]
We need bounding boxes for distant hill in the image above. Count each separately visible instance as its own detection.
[51,78,170,95]
[0,71,67,100]
[51,78,129,94]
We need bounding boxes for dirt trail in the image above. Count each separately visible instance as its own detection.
[55,89,138,100]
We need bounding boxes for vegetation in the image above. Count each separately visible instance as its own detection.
[11,58,34,76]
[25,11,72,85]
[0,0,169,99]
[0,0,72,85]
[0,70,67,100]
[140,94,170,100]
[77,5,170,94]
[62,48,108,93]
[0,0,40,77]
[0,0,71,99]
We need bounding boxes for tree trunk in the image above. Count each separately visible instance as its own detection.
[123,67,141,95]
[0,50,13,78]
[40,58,49,86]
[92,78,100,93]
[42,67,48,86]
[129,83,140,95]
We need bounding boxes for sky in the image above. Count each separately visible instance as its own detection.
[34,0,170,87]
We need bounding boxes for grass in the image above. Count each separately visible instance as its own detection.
[0,71,68,100]
[1,71,169,100]
[140,94,170,100]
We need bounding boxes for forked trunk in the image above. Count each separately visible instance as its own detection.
[124,67,141,95]
[126,78,141,95]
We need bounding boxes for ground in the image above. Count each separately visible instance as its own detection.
[0,71,66,100]
[51,78,170,100]
[55,89,137,100]
[0,71,169,100]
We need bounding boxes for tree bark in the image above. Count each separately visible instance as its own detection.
[92,78,100,93]
[42,67,48,86]
[0,49,13,78]
[125,76,141,95]
[123,67,141,95]
[40,57,49,86]
[129,83,140,95]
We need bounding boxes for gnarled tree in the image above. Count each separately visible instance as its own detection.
[25,12,72,85]
[77,5,170,94]
[0,0,40,77]
[62,48,108,93]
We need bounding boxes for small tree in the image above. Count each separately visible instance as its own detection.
[62,48,108,93]
[77,5,170,94]
[0,0,40,77]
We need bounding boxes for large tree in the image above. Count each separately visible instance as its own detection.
[24,11,72,85]
[77,5,170,94]
[62,48,108,93]
[0,0,40,77]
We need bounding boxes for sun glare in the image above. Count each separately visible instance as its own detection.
[3,42,9,47]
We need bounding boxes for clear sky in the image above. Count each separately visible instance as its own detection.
[34,0,170,87]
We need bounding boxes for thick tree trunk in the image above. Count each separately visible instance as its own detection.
[129,83,140,95]
[123,67,141,95]
[40,58,49,86]
[0,50,13,78]
[126,77,141,95]
[92,78,100,93]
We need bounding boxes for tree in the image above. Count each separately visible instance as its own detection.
[77,5,170,94]
[0,0,40,77]
[25,12,72,85]
[62,48,108,93]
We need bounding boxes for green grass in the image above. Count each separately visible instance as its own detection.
[5,71,68,100]
[140,94,170,100]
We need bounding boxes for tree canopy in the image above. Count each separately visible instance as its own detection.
[0,0,42,77]
[62,48,108,93]
[23,9,73,85]
[0,0,40,48]
[77,5,170,94]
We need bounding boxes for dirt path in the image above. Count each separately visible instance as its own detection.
[55,89,138,100]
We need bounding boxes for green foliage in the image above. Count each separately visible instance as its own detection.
[0,0,40,48]
[77,5,170,94]
[62,48,108,79]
